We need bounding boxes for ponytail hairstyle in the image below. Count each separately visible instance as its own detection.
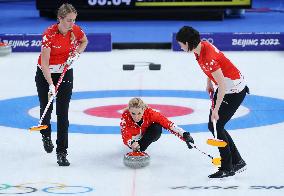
[57,3,77,42]
[57,3,77,20]
[176,26,200,51]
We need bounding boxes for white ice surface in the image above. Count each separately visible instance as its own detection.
[0,50,284,195]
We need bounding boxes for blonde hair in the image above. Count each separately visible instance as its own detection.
[57,3,77,43]
[57,3,77,19]
[128,98,148,110]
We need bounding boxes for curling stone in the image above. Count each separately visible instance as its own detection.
[122,64,135,70]
[0,42,12,57]
[122,62,161,70]
[123,151,150,169]
[149,63,161,70]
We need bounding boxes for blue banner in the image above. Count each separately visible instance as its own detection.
[172,32,284,51]
[0,33,112,52]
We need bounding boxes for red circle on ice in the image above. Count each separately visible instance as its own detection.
[84,104,193,118]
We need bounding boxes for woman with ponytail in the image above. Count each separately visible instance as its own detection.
[35,3,88,166]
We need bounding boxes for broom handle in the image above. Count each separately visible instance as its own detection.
[209,91,218,140]
[193,144,214,159]
[38,65,69,125]
[35,41,79,128]
[213,119,218,140]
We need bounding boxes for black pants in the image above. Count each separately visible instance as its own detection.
[208,86,249,171]
[138,123,162,152]
[35,67,73,153]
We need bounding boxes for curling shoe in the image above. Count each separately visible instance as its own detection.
[42,135,54,153]
[57,152,70,166]
[233,160,247,173]
[208,168,235,179]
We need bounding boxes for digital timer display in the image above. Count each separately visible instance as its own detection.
[88,0,133,6]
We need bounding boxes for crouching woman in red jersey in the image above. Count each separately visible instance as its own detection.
[35,3,88,166]
[176,26,248,178]
[120,98,194,152]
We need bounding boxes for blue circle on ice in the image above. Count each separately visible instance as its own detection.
[0,90,284,133]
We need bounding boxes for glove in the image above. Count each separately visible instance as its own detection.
[183,132,194,149]
[66,51,80,66]
[48,84,56,97]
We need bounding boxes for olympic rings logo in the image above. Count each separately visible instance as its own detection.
[201,37,214,44]
[0,182,93,194]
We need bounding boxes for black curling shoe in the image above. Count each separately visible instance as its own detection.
[57,152,70,166]
[208,168,235,179]
[42,135,54,153]
[233,160,247,173]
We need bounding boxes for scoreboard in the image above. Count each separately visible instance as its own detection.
[37,0,251,8]
[36,0,252,19]
[135,0,251,7]
[88,0,252,8]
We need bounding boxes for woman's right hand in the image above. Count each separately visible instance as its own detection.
[131,141,140,151]
[48,84,56,97]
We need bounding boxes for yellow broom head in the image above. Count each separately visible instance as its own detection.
[29,125,48,131]
[207,139,227,147]
[212,157,221,166]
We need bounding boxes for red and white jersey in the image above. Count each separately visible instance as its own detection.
[194,41,246,93]
[37,24,84,66]
[120,107,184,147]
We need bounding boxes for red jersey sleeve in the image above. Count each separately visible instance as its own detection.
[120,111,134,147]
[148,108,185,140]
[204,42,221,73]
[42,34,51,49]
[41,26,55,49]
[207,58,221,73]
[148,108,173,129]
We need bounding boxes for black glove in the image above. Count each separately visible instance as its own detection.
[183,132,194,149]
